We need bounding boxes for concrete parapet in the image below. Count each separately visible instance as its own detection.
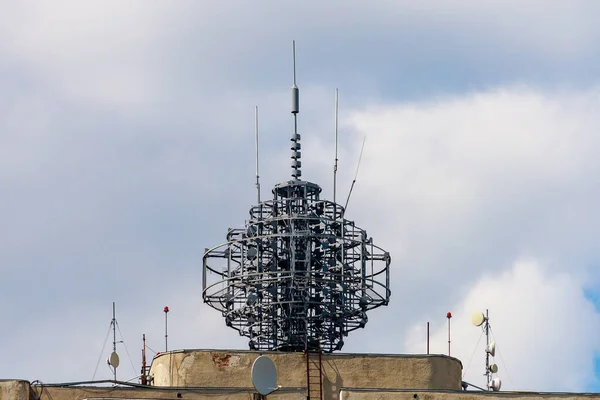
[148,349,463,396]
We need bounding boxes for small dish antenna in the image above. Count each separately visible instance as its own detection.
[251,355,278,395]
[487,341,496,357]
[491,377,502,391]
[489,363,498,373]
[471,311,486,327]
[108,351,120,368]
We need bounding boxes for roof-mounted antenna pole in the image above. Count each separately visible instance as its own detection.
[290,40,301,180]
[343,136,366,213]
[334,88,339,204]
[255,105,261,203]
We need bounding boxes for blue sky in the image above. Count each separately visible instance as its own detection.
[2,0,600,392]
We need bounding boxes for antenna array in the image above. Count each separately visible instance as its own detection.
[202,42,391,353]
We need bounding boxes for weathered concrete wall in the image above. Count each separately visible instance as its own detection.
[3,380,600,400]
[339,390,600,400]
[32,386,305,400]
[0,380,29,400]
[148,350,463,398]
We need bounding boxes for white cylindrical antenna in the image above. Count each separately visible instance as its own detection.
[290,40,301,180]
[255,105,261,204]
[334,88,339,204]
[291,40,299,114]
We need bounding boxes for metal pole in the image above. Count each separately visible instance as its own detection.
[485,309,490,390]
[255,105,260,204]
[164,306,169,352]
[112,302,117,382]
[427,322,430,354]
[141,334,147,385]
[447,312,452,356]
[334,88,339,205]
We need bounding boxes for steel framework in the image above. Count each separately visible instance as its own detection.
[202,42,391,353]
[202,179,391,352]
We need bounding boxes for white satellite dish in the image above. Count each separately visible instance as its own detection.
[489,363,498,373]
[251,355,277,395]
[487,341,496,357]
[108,351,120,368]
[491,377,502,391]
[471,311,485,327]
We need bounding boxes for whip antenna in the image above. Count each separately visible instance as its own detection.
[334,88,339,204]
[344,136,366,212]
[255,105,261,203]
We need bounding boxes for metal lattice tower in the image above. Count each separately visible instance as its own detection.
[202,43,391,353]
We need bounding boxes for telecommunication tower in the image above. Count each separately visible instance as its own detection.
[202,42,391,353]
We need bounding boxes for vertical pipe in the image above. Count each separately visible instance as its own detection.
[334,88,339,205]
[164,306,169,352]
[447,312,452,356]
[112,302,117,382]
[427,322,430,355]
[255,105,260,204]
[141,334,147,385]
[485,309,490,390]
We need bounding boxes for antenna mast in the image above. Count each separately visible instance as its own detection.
[164,306,169,352]
[290,40,301,180]
[112,302,116,381]
[106,302,120,382]
[141,334,148,385]
[471,309,500,391]
[485,309,490,390]
[333,88,339,204]
[255,105,261,203]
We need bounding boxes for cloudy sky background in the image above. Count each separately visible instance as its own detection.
[2,0,600,392]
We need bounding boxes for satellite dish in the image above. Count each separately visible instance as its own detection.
[251,355,277,395]
[471,311,485,326]
[108,351,120,368]
[491,377,502,391]
[247,247,258,260]
[247,293,258,306]
[489,363,498,373]
[487,341,496,357]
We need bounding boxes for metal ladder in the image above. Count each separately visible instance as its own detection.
[306,351,323,400]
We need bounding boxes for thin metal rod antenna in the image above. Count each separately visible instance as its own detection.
[485,309,490,391]
[334,88,339,204]
[293,40,297,85]
[343,136,366,212]
[290,40,301,180]
[112,302,117,382]
[255,105,260,204]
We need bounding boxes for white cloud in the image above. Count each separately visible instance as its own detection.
[2,1,600,392]
[404,259,600,392]
[299,87,600,390]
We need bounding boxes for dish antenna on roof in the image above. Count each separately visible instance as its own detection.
[472,309,502,391]
[251,355,280,396]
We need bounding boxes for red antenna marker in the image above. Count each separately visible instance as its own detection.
[164,306,170,352]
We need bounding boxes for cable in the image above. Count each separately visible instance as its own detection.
[490,326,514,388]
[462,329,484,378]
[145,344,158,355]
[92,323,113,380]
[115,320,138,378]
[343,136,366,213]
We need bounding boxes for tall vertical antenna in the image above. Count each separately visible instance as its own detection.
[255,105,261,203]
[105,302,120,382]
[290,40,301,180]
[333,88,339,204]
[164,306,169,351]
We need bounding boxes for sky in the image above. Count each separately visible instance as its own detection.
[2,0,600,393]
